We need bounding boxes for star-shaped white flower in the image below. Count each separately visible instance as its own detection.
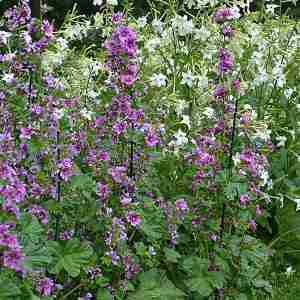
[293,198,300,212]
[93,0,103,6]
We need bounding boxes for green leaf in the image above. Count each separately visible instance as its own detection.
[186,276,213,296]
[164,247,181,263]
[48,239,93,277]
[97,288,113,300]
[206,271,226,289]
[0,280,21,299]
[128,269,185,300]
[181,257,208,275]
[22,254,52,271]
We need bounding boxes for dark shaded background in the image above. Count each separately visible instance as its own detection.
[0,0,299,27]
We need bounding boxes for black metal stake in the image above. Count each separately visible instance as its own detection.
[220,97,239,240]
[54,130,61,241]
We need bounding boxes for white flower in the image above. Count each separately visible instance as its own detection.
[56,37,68,50]
[181,115,191,129]
[0,31,12,45]
[152,19,163,34]
[252,128,272,141]
[107,0,118,5]
[53,108,64,120]
[194,27,210,41]
[276,136,287,147]
[203,107,215,119]
[266,4,279,15]
[284,88,294,99]
[181,70,194,87]
[137,16,147,28]
[94,13,104,28]
[231,5,241,19]
[260,170,270,186]
[170,129,188,147]
[145,38,161,53]
[233,153,241,166]
[93,0,103,6]
[2,73,15,84]
[80,108,93,121]
[197,75,208,89]
[293,199,300,211]
[285,266,296,277]
[88,90,98,99]
[175,100,188,116]
[171,15,194,36]
[150,73,167,87]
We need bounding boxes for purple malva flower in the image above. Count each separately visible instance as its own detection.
[233,79,241,94]
[108,166,127,183]
[127,211,141,226]
[105,25,137,58]
[37,277,55,297]
[112,121,127,136]
[256,204,262,216]
[3,247,24,272]
[145,129,159,147]
[97,182,110,201]
[249,219,257,232]
[240,194,250,205]
[218,48,234,74]
[27,205,49,224]
[120,63,138,86]
[213,85,227,99]
[120,193,132,205]
[57,158,73,181]
[222,25,234,38]
[112,12,123,23]
[213,7,236,23]
[20,127,33,140]
[175,198,188,211]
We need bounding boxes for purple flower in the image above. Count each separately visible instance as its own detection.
[213,85,227,99]
[97,182,110,201]
[256,204,262,216]
[222,25,234,38]
[213,7,235,24]
[108,166,127,183]
[120,64,138,86]
[249,219,257,232]
[37,277,55,297]
[112,121,127,136]
[57,158,73,181]
[3,247,24,272]
[145,129,159,147]
[127,211,141,226]
[27,205,49,224]
[120,193,132,205]
[105,25,137,58]
[175,198,188,211]
[20,127,33,140]
[233,79,241,93]
[218,48,234,74]
[240,194,250,205]
[112,12,123,23]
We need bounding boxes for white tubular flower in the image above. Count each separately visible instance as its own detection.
[150,73,167,87]
[93,0,103,6]
[181,70,194,87]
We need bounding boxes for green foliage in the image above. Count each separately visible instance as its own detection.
[128,269,186,300]
[47,239,93,277]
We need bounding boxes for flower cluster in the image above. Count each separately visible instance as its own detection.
[0,224,24,272]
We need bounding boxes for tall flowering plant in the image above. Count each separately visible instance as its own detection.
[0,0,299,299]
